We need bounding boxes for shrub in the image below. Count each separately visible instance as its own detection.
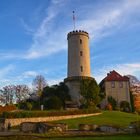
[45,96,63,110]
[108,96,117,110]
[26,102,33,111]
[106,103,112,111]
[0,108,100,118]
[120,101,130,112]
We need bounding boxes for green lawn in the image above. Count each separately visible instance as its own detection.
[54,111,140,129]
[1,111,140,140]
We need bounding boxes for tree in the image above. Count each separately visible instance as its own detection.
[80,78,100,108]
[26,102,33,111]
[130,92,135,112]
[42,82,71,108]
[134,94,140,113]
[45,96,63,110]
[53,82,71,106]
[2,85,16,104]
[32,75,47,92]
[15,85,31,102]
[32,75,47,108]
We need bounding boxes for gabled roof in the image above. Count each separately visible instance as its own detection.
[104,70,129,81]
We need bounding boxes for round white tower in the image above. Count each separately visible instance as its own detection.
[67,30,91,77]
[64,30,93,105]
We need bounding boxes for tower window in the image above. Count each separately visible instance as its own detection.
[80,39,82,44]
[80,66,83,72]
[80,51,83,56]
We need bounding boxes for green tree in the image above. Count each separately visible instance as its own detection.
[130,92,135,112]
[26,102,32,111]
[80,78,100,108]
[45,96,63,110]
[42,82,71,109]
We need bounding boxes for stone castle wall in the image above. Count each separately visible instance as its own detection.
[4,113,101,128]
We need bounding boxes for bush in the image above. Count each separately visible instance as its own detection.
[0,108,101,118]
[120,101,130,112]
[45,96,63,110]
[26,102,33,111]
[106,103,112,111]
[108,96,117,110]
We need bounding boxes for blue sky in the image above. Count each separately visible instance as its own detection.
[0,0,140,88]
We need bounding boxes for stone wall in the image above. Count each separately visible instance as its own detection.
[4,113,101,128]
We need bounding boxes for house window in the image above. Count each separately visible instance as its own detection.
[80,66,83,72]
[80,39,82,44]
[119,82,123,88]
[80,51,83,56]
[111,81,115,88]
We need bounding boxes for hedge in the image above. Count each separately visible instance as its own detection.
[0,109,100,119]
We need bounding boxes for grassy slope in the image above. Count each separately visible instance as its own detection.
[54,111,140,129]
[1,111,140,140]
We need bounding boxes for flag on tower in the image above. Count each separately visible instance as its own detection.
[73,11,75,21]
[72,11,76,30]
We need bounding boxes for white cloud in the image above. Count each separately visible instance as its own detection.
[24,0,68,59]
[94,63,140,83]
[25,0,140,59]
[78,0,140,40]
[22,71,38,78]
[1,0,140,60]
[0,64,15,78]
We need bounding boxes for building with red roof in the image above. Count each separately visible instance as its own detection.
[100,70,131,109]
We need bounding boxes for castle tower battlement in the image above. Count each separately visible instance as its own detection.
[67,30,89,39]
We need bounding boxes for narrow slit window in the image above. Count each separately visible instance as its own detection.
[80,39,82,44]
[80,51,83,56]
[80,66,83,72]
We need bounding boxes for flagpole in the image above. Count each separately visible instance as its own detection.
[73,11,75,30]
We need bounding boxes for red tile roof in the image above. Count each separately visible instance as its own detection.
[104,70,129,81]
